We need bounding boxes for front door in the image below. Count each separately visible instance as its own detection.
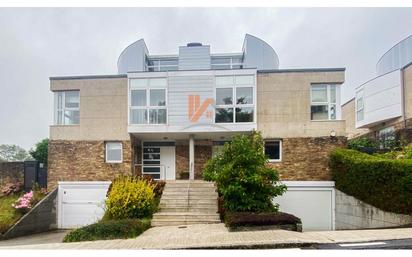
[160,146,176,180]
[142,144,176,180]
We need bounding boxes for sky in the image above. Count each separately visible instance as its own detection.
[0,7,411,150]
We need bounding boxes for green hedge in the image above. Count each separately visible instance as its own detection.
[330,148,412,214]
[63,218,151,242]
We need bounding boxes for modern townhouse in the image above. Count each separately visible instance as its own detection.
[49,34,346,230]
[343,35,412,143]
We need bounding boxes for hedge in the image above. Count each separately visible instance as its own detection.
[330,148,412,214]
[63,218,151,242]
[224,211,301,228]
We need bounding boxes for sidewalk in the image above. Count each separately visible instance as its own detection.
[1,224,412,249]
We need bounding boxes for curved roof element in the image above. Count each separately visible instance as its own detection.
[117,39,149,74]
[242,34,279,70]
[376,35,412,76]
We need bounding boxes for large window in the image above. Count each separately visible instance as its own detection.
[356,90,364,122]
[130,78,167,124]
[264,140,282,162]
[215,75,255,123]
[146,58,178,72]
[211,56,243,70]
[310,84,339,120]
[54,91,80,125]
[105,142,123,163]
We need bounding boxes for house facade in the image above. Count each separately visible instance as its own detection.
[343,35,412,143]
[48,34,346,189]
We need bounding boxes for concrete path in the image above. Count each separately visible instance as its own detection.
[0,230,69,247]
[1,224,412,249]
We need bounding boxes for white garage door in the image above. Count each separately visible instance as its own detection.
[274,181,335,231]
[58,181,111,229]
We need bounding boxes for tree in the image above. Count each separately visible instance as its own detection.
[203,130,287,212]
[29,138,49,165]
[0,144,31,162]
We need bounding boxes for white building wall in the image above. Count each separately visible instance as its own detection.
[356,69,402,128]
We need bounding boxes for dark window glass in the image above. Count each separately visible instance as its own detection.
[143,167,160,173]
[235,107,254,122]
[265,141,281,160]
[143,160,161,165]
[143,153,160,160]
[215,108,234,123]
[143,147,160,153]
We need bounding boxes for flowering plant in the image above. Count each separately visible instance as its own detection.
[12,191,34,213]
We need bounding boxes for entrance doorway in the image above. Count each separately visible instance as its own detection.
[142,142,176,180]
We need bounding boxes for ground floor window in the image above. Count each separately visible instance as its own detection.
[105,142,123,163]
[264,140,282,162]
[378,126,396,149]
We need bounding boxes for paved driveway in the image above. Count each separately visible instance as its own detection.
[0,230,69,247]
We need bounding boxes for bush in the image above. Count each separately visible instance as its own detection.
[347,137,379,152]
[203,130,286,213]
[29,138,48,165]
[63,219,151,242]
[330,148,412,214]
[105,176,155,219]
[1,182,23,196]
[224,211,301,228]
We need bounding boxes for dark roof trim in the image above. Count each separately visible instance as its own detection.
[50,74,127,81]
[258,67,345,74]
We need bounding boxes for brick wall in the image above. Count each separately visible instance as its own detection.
[269,136,346,181]
[0,162,24,186]
[48,140,132,189]
[175,140,212,179]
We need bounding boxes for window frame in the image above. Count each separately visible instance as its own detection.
[129,78,168,125]
[356,90,364,122]
[54,90,80,125]
[264,140,282,162]
[105,142,123,164]
[310,84,339,121]
[214,75,256,124]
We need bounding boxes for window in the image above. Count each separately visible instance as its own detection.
[55,91,80,125]
[106,142,123,163]
[129,78,167,124]
[211,56,243,70]
[264,140,282,162]
[356,90,364,122]
[146,58,178,72]
[310,84,339,120]
[215,75,255,123]
[378,127,396,149]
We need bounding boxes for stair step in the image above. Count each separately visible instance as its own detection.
[160,199,217,205]
[160,195,217,200]
[160,207,218,213]
[151,220,220,226]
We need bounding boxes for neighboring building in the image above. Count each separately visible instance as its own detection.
[343,35,412,142]
[49,34,345,231]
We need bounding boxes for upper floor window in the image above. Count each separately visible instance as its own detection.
[211,56,243,70]
[129,78,167,124]
[356,90,364,122]
[54,91,80,125]
[310,84,339,120]
[215,75,255,123]
[146,58,178,72]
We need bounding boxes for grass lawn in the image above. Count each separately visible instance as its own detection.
[0,194,23,234]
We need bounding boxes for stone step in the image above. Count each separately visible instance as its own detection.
[162,190,217,195]
[151,219,220,227]
[160,195,217,200]
[159,206,218,213]
[160,199,217,205]
[153,212,220,220]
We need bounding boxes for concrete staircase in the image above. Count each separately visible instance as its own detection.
[151,180,221,226]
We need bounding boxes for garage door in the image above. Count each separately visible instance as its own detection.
[273,181,335,231]
[58,181,111,229]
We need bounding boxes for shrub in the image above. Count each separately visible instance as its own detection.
[224,211,301,228]
[347,137,379,152]
[1,182,23,196]
[63,218,151,242]
[203,130,286,213]
[141,176,166,197]
[105,176,155,219]
[330,148,412,214]
[29,138,48,165]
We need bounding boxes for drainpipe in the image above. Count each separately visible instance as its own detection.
[189,134,195,180]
